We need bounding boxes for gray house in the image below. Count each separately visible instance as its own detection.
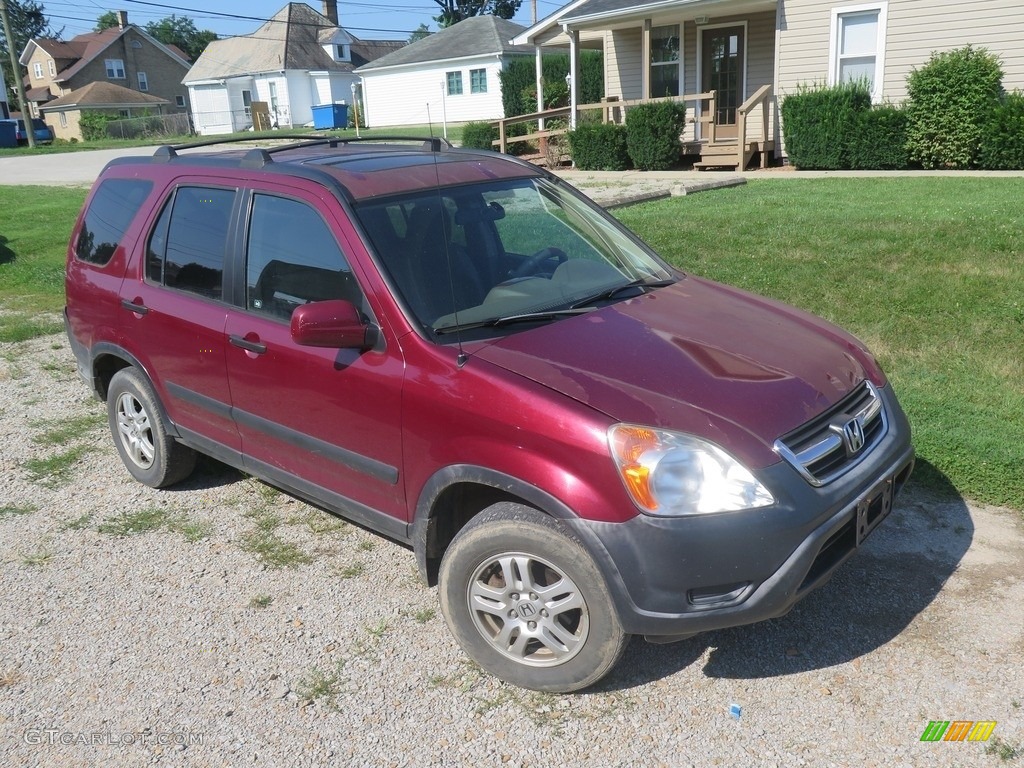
[356,16,532,127]
[183,1,403,135]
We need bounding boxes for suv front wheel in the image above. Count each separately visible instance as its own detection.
[107,367,196,488]
[439,503,628,692]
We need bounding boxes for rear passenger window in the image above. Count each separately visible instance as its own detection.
[76,179,152,265]
[245,194,358,321]
[146,186,234,300]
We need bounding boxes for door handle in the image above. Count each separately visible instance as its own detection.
[120,299,148,315]
[229,335,267,354]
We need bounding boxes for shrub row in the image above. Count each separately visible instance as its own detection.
[782,45,1023,170]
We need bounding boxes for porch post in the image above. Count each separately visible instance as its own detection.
[568,27,579,128]
[641,19,652,100]
[535,45,545,131]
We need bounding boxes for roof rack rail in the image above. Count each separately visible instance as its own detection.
[150,133,454,164]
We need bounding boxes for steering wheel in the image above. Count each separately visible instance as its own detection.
[509,247,568,279]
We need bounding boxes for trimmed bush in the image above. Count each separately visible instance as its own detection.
[79,111,115,141]
[567,123,630,170]
[461,121,497,151]
[977,91,1024,170]
[624,101,687,171]
[780,81,871,169]
[904,46,1003,169]
[848,106,910,170]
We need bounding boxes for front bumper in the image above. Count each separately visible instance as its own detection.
[565,383,914,638]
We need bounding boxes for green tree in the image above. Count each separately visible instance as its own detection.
[433,1,521,28]
[94,10,118,31]
[409,23,431,42]
[1,0,60,103]
[144,15,217,62]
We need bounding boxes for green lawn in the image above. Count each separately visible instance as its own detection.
[0,177,1020,509]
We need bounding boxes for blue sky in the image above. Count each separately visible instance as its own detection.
[50,0,563,42]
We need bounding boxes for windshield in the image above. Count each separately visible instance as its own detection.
[354,176,676,339]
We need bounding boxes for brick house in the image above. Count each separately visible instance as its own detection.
[19,10,191,139]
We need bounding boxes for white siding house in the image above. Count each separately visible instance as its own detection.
[356,16,533,128]
[183,2,403,135]
[516,0,1024,161]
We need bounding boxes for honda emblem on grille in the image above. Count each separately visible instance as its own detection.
[841,417,866,455]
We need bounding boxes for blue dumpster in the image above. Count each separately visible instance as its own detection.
[311,103,349,130]
[0,120,16,148]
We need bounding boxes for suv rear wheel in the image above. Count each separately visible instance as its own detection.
[439,503,628,692]
[107,367,196,488]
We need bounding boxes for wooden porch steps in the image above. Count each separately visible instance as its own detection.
[694,140,774,171]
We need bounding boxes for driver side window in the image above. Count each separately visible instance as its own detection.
[245,194,360,321]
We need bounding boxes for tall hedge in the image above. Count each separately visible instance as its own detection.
[624,101,687,170]
[780,81,872,169]
[461,121,497,151]
[567,123,630,170]
[977,91,1024,170]
[904,46,1004,169]
[848,106,910,170]
[499,51,604,117]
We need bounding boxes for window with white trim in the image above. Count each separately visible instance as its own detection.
[446,71,463,96]
[138,72,149,92]
[59,112,67,128]
[105,59,126,79]
[33,62,43,78]
[830,3,887,99]
[470,69,487,93]
[176,95,186,108]
[649,24,681,98]
[48,60,55,77]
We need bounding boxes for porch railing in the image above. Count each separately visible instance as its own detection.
[735,84,773,170]
[493,92,717,153]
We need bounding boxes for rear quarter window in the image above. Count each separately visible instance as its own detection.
[76,178,153,265]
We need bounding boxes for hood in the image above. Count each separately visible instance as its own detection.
[473,276,883,469]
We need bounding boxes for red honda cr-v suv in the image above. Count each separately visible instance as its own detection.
[65,137,913,692]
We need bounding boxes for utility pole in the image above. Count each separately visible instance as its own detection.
[0,0,35,147]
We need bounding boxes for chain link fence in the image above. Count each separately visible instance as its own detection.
[104,112,193,141]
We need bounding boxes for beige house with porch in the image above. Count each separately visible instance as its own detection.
[513,0,1024,169]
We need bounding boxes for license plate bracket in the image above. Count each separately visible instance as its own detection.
[856,475,895,546]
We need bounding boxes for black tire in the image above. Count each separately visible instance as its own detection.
[107,367,196,488]
[439,503,628,692]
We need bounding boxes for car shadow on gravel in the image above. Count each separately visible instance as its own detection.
[160,454,245,491]
[598,463,972,691]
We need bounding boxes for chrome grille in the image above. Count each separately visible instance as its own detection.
[774,381,887,486]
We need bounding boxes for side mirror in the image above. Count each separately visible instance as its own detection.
[290,300,378,350]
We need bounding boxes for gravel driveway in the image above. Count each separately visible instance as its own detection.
[1,330,1022,768]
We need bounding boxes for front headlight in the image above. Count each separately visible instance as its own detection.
[608,424,774,515]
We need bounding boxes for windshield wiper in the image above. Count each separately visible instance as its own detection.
[433,308,595,335]
[570,277,677,309]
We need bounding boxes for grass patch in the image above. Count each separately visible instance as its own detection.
[986,737,1021,761]
[21,549,54,567]
[249,594,274,609]
[240,531,313,568]
[0,504,35,518]
[60,514,92,531]
[23,444,92,487]
[616,178,1024,509]
[98,506,211,541]
[336,562,365,579]
[294,665,344,705]
[31,413,104,445]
